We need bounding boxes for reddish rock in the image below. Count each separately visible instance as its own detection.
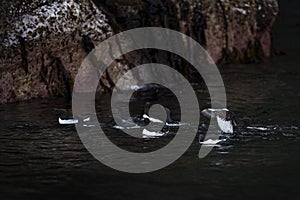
[0,0,279,104]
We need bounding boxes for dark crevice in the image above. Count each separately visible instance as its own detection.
[191,4,207,46]
[19,37,28,74]
[40,53,51,96]
[54,57,72,100]
[217,0,229,62]
[40,53,71,98]
[81,35,111,92]
[82,35,95,53]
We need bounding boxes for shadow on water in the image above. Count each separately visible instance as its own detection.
[0,0,300,199]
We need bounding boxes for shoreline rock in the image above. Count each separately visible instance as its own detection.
[0,0,279,104]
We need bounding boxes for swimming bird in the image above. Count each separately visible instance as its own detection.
[142,102,180,126]
[113,103,178,138]
[113,104,171,130]
[56,108,90,125]
[201,108,236,134]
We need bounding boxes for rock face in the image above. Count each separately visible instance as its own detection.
[0,0,278,104]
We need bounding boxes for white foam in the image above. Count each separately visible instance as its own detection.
[58,117,78,125]
[200,139,226,146]
[246,126,270,131]
[113,125,125,130]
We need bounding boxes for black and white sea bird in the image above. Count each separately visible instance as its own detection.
[201,107,236,134]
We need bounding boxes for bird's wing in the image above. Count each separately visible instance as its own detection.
[216,116,233,133]
[142,129,165,138]
[143,114,164,123]
[58,117,78,125]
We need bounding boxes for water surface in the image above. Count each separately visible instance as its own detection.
[0,0,300,199]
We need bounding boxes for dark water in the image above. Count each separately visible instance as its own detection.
[1,1,300,200]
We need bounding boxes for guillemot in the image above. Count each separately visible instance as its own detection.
[56,108,90,125]
[142,102,179,126]
[201,108,236,134]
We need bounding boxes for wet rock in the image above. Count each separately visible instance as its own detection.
[0,0,112,103]
[0,0,278,104]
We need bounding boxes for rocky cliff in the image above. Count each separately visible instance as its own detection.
[0,0,278,104]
